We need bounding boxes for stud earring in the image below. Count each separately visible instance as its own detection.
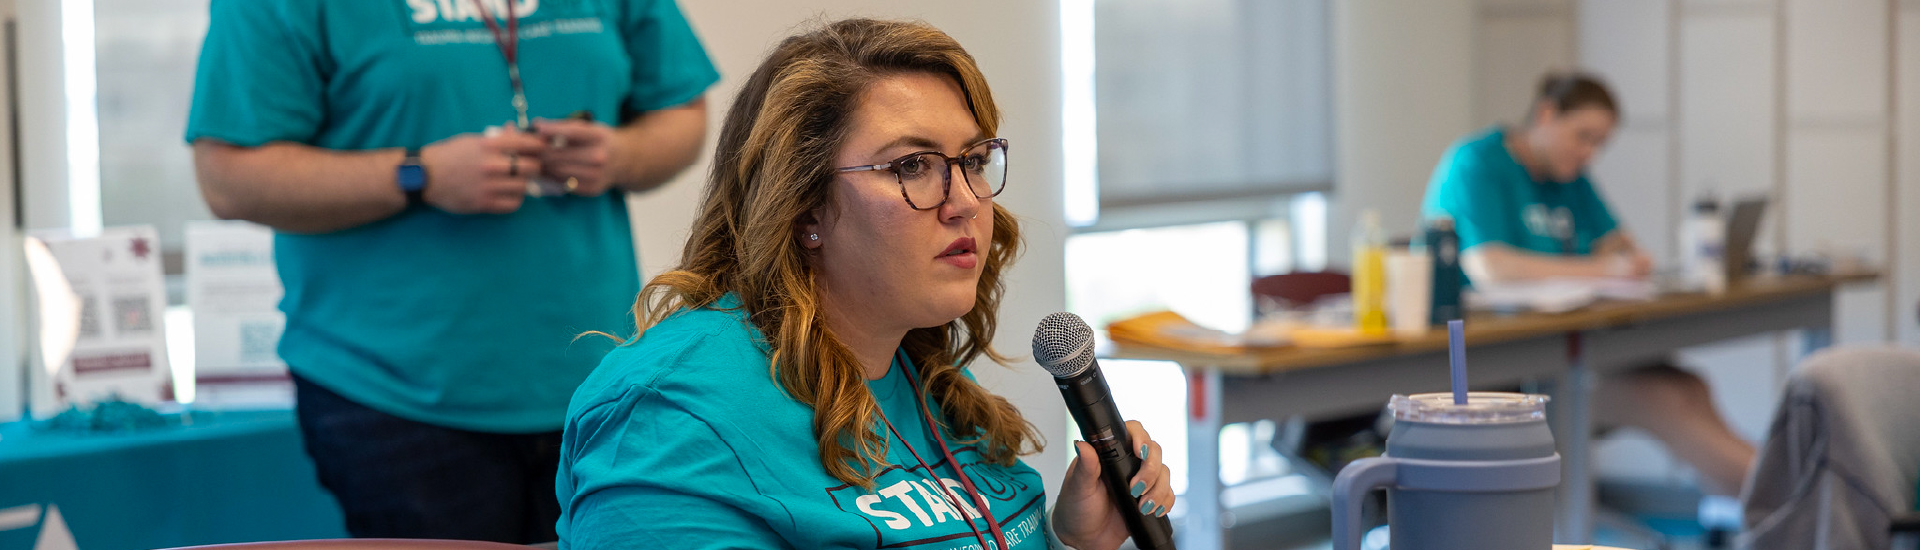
[809,234,819,241]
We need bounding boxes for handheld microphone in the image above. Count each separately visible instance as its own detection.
[1032,312,1178,549]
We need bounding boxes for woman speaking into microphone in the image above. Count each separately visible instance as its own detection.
[555,18,1172,550]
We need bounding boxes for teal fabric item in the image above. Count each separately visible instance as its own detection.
[558,295,1054,549]
[184,0,719,433]
[1420,126,1621,280]
[0,411,345,550]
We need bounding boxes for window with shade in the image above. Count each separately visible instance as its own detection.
[1092,0,1332,211]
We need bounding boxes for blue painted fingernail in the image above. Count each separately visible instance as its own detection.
[1157,504,1169,517]
[1130,481,1146,497]
[1139,500,1156,514]
[1139,444,1150,459]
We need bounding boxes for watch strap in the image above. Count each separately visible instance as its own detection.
[401,147,427,206]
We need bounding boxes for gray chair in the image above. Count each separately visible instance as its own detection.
[1740,346,1920,550]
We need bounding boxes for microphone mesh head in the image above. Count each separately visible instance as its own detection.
[1032,312,1096,378]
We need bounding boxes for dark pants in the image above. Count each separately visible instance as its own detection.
[292,373,562,544]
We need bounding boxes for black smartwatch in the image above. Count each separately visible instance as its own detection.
[397,147,428,206]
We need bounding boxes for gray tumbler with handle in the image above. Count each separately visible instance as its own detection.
[1331,392,1561,550]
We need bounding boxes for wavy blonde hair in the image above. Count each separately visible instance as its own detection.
[625,18,1041,488]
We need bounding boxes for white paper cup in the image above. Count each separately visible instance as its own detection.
[1386,251,1433,335]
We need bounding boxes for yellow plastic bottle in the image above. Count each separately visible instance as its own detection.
[1352,210,1389,335]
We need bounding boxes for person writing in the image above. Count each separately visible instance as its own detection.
[557,18,1173,550]
[1420,72,1754,494]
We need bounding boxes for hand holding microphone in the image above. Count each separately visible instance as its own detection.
[1034,312,1178,550]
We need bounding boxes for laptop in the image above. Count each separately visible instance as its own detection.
[1722,197,1768,285]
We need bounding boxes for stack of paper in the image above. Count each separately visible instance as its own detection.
[1468,278,1658,314]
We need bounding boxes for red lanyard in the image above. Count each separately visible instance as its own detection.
[466,0,530,129]
[881,352,1012,549]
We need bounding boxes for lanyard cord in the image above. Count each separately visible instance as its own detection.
[466,0,530,129]
[892,352,1012,549]
[879,410,997,550]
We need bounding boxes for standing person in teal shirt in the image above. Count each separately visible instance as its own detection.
[185,0,718,542]
[1420,73,1756,495]
[558,19,1175,550]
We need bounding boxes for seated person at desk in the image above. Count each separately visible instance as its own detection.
[556,19,1171,550]
[1419,71,1754,495]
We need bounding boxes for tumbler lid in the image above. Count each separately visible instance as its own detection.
[1390,392,1548,424]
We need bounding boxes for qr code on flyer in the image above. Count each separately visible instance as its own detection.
[113,295,154,334]
[240,320,282,364]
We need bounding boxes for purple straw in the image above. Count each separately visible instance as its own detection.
[1449,319,1468,405]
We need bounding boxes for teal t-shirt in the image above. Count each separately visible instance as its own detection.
[184,0,719,432]
[1420,127,1621,280]
[558,296,1053,550]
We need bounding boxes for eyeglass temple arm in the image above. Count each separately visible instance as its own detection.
[836,163,891,173]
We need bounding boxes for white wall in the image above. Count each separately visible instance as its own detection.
[1330,0,1477,257]
[1783,0,1892,346]
[1899,0,1920,346]
[1580,0,1674,263]
[17,0,72,232]
[1475,0,1577,129]
[649,1,1074,500]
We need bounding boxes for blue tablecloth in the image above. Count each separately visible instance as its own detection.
[0,410,345,550]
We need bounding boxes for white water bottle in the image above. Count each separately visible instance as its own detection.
[1683,196,1726,293]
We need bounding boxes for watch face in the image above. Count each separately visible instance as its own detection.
[397,164,427,192]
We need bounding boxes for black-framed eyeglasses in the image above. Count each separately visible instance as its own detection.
[836,138,1009,211]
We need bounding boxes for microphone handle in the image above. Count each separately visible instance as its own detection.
[1057,363,1179,549]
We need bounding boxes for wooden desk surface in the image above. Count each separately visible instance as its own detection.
[1107,273,1878,375]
